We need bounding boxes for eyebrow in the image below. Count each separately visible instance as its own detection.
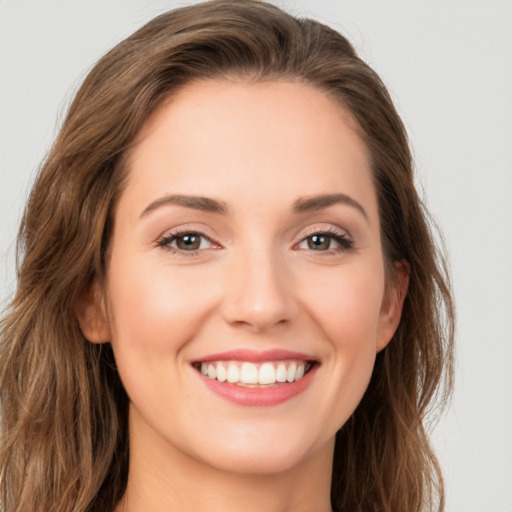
[140,194,229,218]
[293,193,368,221]
[140,192,368,220]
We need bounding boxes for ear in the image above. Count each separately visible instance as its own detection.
[376,260,410,352]
[75,281,111,344]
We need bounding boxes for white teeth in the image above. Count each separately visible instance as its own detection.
[216,363,227,382]
[198,360,310,386]
[240,362,258,384]
[227,364,240,383]
[258,362,276,384]
[207,364,216,380]
[286,362,297,383]
[276,362,287,382]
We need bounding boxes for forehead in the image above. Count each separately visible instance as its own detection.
[121,79,378,223]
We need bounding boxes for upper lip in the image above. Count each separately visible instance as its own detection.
[192,349,318,364]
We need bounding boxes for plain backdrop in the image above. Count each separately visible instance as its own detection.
[1,1,511,511]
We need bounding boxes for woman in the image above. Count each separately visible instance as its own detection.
[0,1,454,511]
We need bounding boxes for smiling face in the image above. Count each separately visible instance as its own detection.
[80,79,406,477]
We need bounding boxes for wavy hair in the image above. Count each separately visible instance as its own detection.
[0,1,454,511]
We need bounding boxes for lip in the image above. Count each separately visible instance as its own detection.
[191,349,319,407]
[192,349,316,364]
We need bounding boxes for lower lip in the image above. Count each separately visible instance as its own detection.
[196,365,318,406]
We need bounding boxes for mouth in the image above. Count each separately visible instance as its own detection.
[190,350,319,406]
[192,359,316,387]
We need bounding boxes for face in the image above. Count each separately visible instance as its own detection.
[81,79,405,476]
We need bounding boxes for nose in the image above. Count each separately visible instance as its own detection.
[221,245,297,333]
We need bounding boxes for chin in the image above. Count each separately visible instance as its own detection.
[183,419,334,476]
[198,441,316,476]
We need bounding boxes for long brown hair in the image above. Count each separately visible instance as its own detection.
[0,1,454,511]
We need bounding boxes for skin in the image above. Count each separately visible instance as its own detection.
[78,79,408,512]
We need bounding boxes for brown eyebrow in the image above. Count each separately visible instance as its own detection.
[140,192,368,221]
[140,194,229,217]
[293,193,369,221]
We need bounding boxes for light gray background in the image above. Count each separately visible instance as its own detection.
[1,1,511,511]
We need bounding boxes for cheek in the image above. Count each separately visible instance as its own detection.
[106,256,217,360]
[302,262,386,350]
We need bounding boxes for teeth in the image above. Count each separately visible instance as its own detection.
[276,363,287,383]
[286,362,297,383]
[240,362,258,384]
[227,364,239,383]
[258,362,276,384]
[216,363,227,382]
[197,360,310,386]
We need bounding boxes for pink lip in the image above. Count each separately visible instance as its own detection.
[194,362,318,407]
[193,349,316,364]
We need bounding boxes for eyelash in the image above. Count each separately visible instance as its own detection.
[155,227,354,256]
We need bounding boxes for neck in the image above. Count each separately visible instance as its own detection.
[115,408,334,512]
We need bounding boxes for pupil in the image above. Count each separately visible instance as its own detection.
[308,235,330,250]
[177,234,200,250]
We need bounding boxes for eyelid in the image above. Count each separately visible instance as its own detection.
[156,222,220,243]
[297,224,351,239]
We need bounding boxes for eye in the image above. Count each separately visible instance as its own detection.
[296,230,353,252]
[156,231,217,254]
